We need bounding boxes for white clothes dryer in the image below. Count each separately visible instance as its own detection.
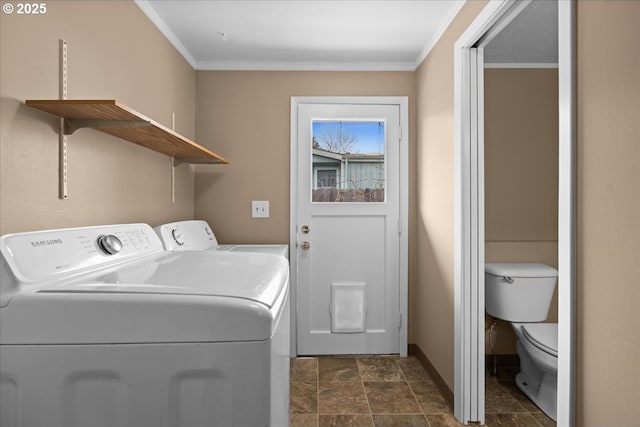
[0,223,289,427]
[155,220,289,258]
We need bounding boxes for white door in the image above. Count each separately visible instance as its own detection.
[295,102,402,355]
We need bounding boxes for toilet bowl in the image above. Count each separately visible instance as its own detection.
[512,322,558,420]
[485,263,558,421]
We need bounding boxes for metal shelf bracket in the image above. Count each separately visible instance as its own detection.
[59,39,68,200]
[64,119,151,135]
[173,158,218,166]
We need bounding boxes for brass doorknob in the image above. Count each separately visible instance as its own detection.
[300,241,310,250]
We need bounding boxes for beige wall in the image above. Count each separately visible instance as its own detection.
[576,2,640,425]
[193,70,417,339]
[0,1,196,235]
[2,1,639,424]
[484,69,558,242]
[414,0,489,391]
[414,0,640,423]
[484,68,559,354]
[194,71,415,241]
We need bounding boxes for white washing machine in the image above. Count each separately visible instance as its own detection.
[0,223,289,427]
[155,220,289,258]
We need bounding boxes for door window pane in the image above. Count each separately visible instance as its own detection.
[312,120,385,203]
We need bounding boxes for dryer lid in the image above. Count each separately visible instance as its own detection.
[522,323,558,357]
[216,244,289,259]
[41,251,289,309]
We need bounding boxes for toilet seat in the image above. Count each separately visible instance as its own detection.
[522,323,558,357]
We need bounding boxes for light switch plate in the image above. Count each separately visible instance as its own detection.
[252,200,269,218]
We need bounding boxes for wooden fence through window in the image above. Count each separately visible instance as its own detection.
[312,188,384,203]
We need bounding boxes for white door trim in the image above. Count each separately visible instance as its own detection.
[453,1,575,425]
[556,2,576,424]
[290,96,409,357]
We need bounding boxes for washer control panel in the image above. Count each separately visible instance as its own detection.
[0,224,164,283]
[97,234,123,255]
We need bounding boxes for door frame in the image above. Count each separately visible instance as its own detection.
[290,96,409,357]
[453,1,575,425]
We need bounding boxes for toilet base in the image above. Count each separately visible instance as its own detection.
[515,341,557,421]
[516,371,557,421]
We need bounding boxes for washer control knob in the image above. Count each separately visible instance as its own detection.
[171,228,185,246]
[97,234,123,255]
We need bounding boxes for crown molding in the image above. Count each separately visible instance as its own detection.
[137,0,466,72]
[195,60,416,72]
[134,0,197,69]
[414,0,467,69]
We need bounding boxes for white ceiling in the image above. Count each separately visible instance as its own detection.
[135,0,465,71]
[485,0,558,65]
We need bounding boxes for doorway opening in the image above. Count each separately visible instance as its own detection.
[454,1,575,425]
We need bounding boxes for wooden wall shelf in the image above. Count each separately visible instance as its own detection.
[25,99,228,164]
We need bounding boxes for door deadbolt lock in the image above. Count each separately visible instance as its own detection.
[300,241,310,250]
[301,225,310,234]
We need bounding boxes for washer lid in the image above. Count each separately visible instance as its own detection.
[522,323,558,357]
[485,263,558,278]
[1,251,289,344]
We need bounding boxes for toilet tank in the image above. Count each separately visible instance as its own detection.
[485,263,558,322]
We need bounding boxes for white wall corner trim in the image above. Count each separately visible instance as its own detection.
[556,1,576,425]
[134,0,197,69]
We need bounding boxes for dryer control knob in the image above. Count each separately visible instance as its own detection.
[97,234,123,255]
[171,229,185,246]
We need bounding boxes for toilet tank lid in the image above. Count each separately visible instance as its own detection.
[485,263,558,278]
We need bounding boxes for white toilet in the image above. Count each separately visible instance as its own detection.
[485,262,558,421]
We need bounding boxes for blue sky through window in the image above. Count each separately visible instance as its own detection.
[312,121,385,154]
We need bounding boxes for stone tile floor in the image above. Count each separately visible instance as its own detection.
[289,356,556,427]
